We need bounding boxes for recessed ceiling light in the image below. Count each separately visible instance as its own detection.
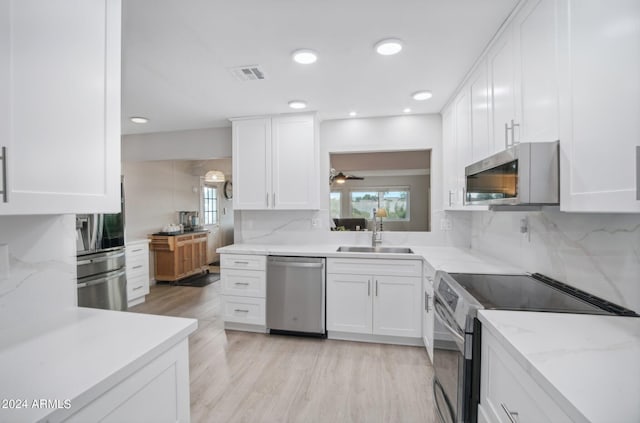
[375,38,403,56]
[349,111,357,117]
[288,100,307,109]
[292,49,318,64]
[130,116,148,124]
[412,91,433,101]
[403,108,412,113]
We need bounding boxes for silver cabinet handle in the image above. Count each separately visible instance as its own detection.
[234,261,249,265]
[504,122,510,149]
[510,119,520,145]
[266,192,269,207]
[272,192,276,207]
[448,190,453,207]
[132,285,144,291]
[0,146,7,203]
[234,282,250,286]
[368,279,371,297]
[234,309,249,313]
[636,146,640,201]
[375,279,379,296]
[500,403,519,423]
[131,248,143,253]
[425,292,430,312]
[132,265,143,270]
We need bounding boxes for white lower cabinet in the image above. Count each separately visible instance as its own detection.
[422,261,436,363]
[126,241,150,307]
[480,326,572,423]
[327,258,422,340]
[220,254,266,330]
[66,339,191,423]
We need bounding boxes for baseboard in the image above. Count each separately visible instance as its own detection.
[127,296,145,308]
[328,331,423,346]
[224,322,268,333]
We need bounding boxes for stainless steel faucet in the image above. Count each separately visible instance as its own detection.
[372,208,382,246]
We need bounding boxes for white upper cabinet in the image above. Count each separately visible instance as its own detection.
[487,0,560,152]
[232,118,271,209]
[271,114,318,209]
[232,113,319,210]
[488,26,518,152]
[558,0,640,212]
[0,0,121,215]
[442,107,459,209]
[469,59,491,162]
[514,0,560,143]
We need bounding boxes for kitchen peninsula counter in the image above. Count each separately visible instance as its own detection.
[0,307,197,422]
[478,310,640,423]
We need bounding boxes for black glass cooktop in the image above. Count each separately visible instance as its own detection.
[448,273,637,316]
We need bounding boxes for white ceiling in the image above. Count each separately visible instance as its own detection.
[122,0,518,135]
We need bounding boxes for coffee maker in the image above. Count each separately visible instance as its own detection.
[178,211,201,232]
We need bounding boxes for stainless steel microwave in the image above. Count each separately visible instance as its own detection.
[464,141,559,206]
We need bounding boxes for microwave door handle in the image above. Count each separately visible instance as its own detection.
[504,122,510,149]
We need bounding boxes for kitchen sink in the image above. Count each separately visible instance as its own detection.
[336,246,414,254]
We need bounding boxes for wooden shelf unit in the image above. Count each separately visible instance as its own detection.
[149,233,208,282]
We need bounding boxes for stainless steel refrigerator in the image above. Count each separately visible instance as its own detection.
[76,184,127,311]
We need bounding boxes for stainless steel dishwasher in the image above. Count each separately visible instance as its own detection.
[266,256,326,337]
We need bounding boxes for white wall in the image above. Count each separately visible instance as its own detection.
[0,215,76,347]
[470,209,640,314]
[234,114,472,247]
[122,160,201,242]
[122,126,231,161]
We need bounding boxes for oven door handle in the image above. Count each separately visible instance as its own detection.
[433,297,465,346]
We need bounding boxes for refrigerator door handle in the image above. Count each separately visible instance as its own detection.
[89,214,99,251]
[96,214,104,250]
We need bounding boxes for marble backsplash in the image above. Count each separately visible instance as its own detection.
[470,208,640,313]
[0,215,76,347]
[234,209,472,247]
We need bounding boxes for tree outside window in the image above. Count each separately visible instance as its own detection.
[349,189,409,220]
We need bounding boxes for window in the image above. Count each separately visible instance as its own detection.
[349,188,409,221]
[330,191,342,218]
[202,186,218,225]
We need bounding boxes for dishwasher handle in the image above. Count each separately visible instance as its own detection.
[268,261,324,269]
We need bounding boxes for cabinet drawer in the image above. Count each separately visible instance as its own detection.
[222,269,265,297]
[222,296,265,325]
[126,245,149,259]
[221,254,266,271]
[327,258,422,277]
[481,329,572,423]
[127,274,150,299]
[126,263,149,282]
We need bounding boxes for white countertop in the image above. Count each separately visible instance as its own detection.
[217,243,523,274]
[0,307,197,422]
[478,310,640,423]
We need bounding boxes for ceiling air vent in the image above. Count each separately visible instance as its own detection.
[229,65,266,82]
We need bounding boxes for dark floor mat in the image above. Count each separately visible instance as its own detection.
[173,272,220,287]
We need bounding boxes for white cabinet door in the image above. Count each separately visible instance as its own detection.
[423,275,435,363]
[232,118,271,210]
[442,106,458,210]
[559,0,640,212]
[327,273,372,334]
[481,327,573,423]
[372,275,422,338]
[469,59,491,162]
[514,0,559,143]
[0,0,121,215]
[454,89,472,205]
[271,114,319,209]
[489,26,517,153]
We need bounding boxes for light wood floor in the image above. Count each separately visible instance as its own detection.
[130,281,435,423]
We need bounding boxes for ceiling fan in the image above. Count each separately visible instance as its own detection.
[329,168,364,184]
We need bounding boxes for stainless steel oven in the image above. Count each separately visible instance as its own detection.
[432,271,638,423]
